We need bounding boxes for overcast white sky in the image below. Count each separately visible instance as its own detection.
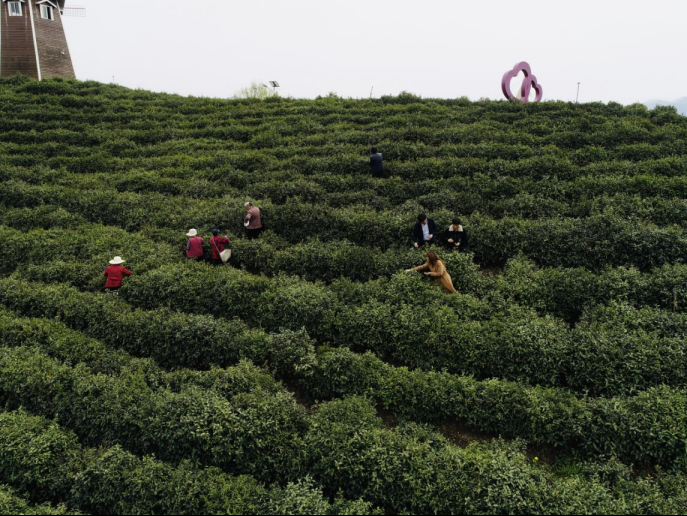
[62,0,686,103]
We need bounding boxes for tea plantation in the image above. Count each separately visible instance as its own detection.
[1,75,687,514]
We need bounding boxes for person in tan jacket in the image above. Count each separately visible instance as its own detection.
[405,251,458,294]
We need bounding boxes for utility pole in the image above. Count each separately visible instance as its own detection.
[576,82,581,103]
[370,86,374,99]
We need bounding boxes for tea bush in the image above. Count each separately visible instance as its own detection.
[0,347,308,483]
[0,485,72,515]
[0,409,370,515]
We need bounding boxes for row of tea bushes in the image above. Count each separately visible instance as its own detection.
[3,214,687,320]
[0,485,71,516]
[4,398,687,515]
[4,215,687,327]
[5,252,687,398]
[300,347,687,468]
[0,308,284,399]
[113,263,687,397]
[5,127,686,164]
[0,409,372,515]
[0,220,424,285]
[0,223,177,277]
[0,345,308,483]
[3,179,687,269]
[2,278,687,466]
[496,256,687,322]
[302,397,687,514]
[0,276,270,370]
[7,156,687,218]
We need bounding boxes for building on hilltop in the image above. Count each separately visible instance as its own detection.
[1,0,75,80]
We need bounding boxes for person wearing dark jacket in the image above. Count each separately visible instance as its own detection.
[413,213,438,248]
[370,147,385,178]
[444,218,469,252]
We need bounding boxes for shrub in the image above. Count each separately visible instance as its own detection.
[0,485,73,515]
[0,410,82,502]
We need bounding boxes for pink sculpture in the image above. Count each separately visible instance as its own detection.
[502,62,543,103]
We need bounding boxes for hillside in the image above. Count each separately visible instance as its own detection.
[1,76,687,515]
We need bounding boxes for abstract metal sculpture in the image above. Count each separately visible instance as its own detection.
[502,62,543,103]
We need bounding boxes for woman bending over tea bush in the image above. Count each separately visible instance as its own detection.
[406,251,458,293]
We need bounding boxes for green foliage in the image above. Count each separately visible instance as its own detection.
[234,82,279,100]
[0,409,362,515]
[266,329,318,378]
[0,485,73,515]
[71,446,267,515]
[307,349,687,467]
[267,478,380,516]
[2,77,687,513]
[0,411,82,502]
[0,277,270,370]
[3,275,687,467]
[0,346,308,483]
